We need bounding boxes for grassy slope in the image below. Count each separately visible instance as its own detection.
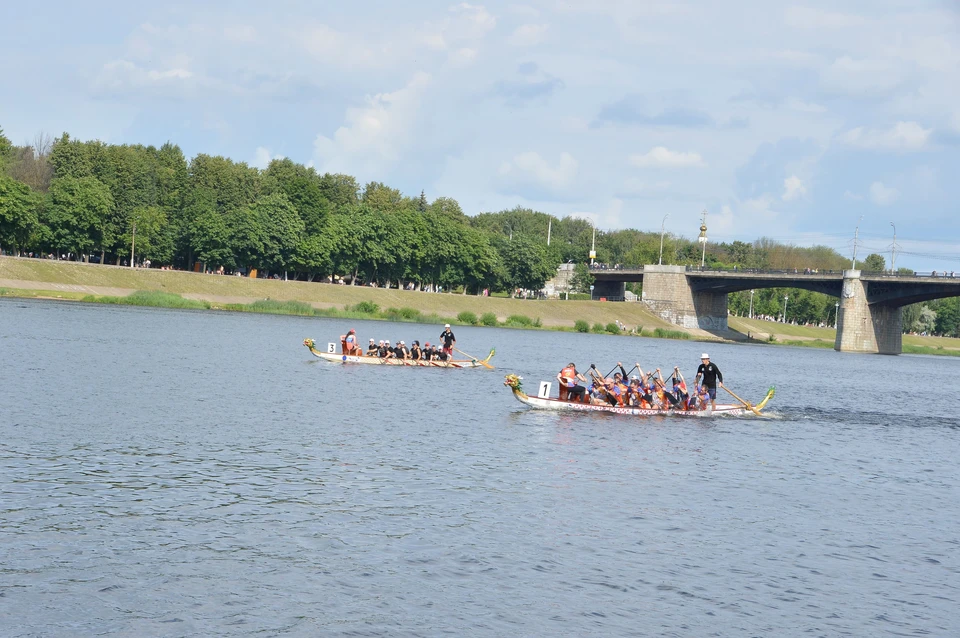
[0,257,675,330]
[729,316,960,351]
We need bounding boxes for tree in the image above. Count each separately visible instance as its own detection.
[418,189,427,212]
[116,206,173,265]
[494,234,557,293]
[253,192,305,275]
[264,159,328,235]
[7,133,54,192]
[0,126,14,169]
[44,176,114,257]
[429,196,466,222]
[570,262,594,293]
[934,298,960,337]
[318,173,359,209]
[0,174,40,254]
[361,181,412,212]
[862,253,885,272]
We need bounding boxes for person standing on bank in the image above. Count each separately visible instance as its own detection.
[694,353,723,410]
[439,324,456,357]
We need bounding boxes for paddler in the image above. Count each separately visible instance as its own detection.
[340,328,359,355]
[366,338,379,356]
[439,324,456,357]
[556,363,588,402]
[672,368,690,409]
[694,353,723,410]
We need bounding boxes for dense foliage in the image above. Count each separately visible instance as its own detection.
[0,126,955,329]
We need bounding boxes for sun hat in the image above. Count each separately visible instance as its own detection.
[444,323,450,328]
[348,328,355,334]
[369,338,375,342]
[701,353,710,359]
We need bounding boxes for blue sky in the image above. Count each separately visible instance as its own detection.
[4,0,959,271]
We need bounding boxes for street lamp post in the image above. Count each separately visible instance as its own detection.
[834,301,839,328]
[890,221,897,272]
[851,214,864,270]
[658,214,669,265]
[697,209,708,269]
[749,289,755,319]
[782,295,789,323]
[590,224,596,266]
[130,222,136,268]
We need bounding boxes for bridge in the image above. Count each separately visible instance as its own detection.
[589,265,960,354]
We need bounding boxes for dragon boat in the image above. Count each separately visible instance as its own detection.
[503,374,774,417]
[303,339,495,368]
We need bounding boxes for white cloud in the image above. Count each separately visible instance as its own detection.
[840,121,931,151]
[782,175,806,201]
[313,72,432,174]
[843,190,864,201]
[821,56,905,97]
[253,147,284,169]
[509,24,549,46]
[869,181,899,206]
[448,47,478,66]
[784,97,827,113]
[629,146,706,169]
[499,151,578,193]
[784,6,866,29]
[450,3,497,37]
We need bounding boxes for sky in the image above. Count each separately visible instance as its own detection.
[3,0,959,272]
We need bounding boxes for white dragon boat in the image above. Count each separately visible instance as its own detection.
[304,339,495,369]
[503,374,774,417]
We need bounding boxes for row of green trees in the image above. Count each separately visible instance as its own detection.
[1,126,957,335]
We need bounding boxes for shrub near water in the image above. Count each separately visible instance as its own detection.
[605,322,620,334]
[652,327,690,340]
[350,301,380,314]
[101,290,211,310]
[457,311,478,325]
[480,312,498,326]
[505,314,533,327]
[574,319,589,333]
[383,306,423,321]
[247,299,316,316]
[592,322,606,333]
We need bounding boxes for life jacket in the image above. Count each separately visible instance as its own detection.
[559,365,576,387]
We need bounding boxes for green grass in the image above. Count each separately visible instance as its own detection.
[652,327,691,340]
[81,290,211,310]
[0,256,676,329]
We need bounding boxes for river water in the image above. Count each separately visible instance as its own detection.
[2,298,958,636]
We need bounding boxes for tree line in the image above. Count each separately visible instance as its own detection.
[0,126,956,336]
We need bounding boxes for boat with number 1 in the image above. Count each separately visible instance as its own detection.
[304,339,495,368]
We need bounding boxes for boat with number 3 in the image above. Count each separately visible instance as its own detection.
[304,339,495,368]
[503,374,774,417]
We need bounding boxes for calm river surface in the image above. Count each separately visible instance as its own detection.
[2,298,959,636]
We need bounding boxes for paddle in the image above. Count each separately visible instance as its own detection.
[454,347,494,369]
[721,384,764,416]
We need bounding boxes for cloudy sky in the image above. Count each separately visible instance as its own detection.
[4,0,959,271]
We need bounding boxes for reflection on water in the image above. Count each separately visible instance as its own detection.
[2,298,959,636]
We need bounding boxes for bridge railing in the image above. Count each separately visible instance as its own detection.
[587,263,959,278]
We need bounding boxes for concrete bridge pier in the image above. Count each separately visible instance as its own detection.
[834,270,902,355]
[641,265,728,331]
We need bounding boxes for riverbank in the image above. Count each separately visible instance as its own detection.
[0,256,686,335]
[3,256,958,354]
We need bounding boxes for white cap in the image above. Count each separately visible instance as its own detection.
[369,338,375,342]
[701,353,710,359]
[400,341,405,344]
[444,324,450,328]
